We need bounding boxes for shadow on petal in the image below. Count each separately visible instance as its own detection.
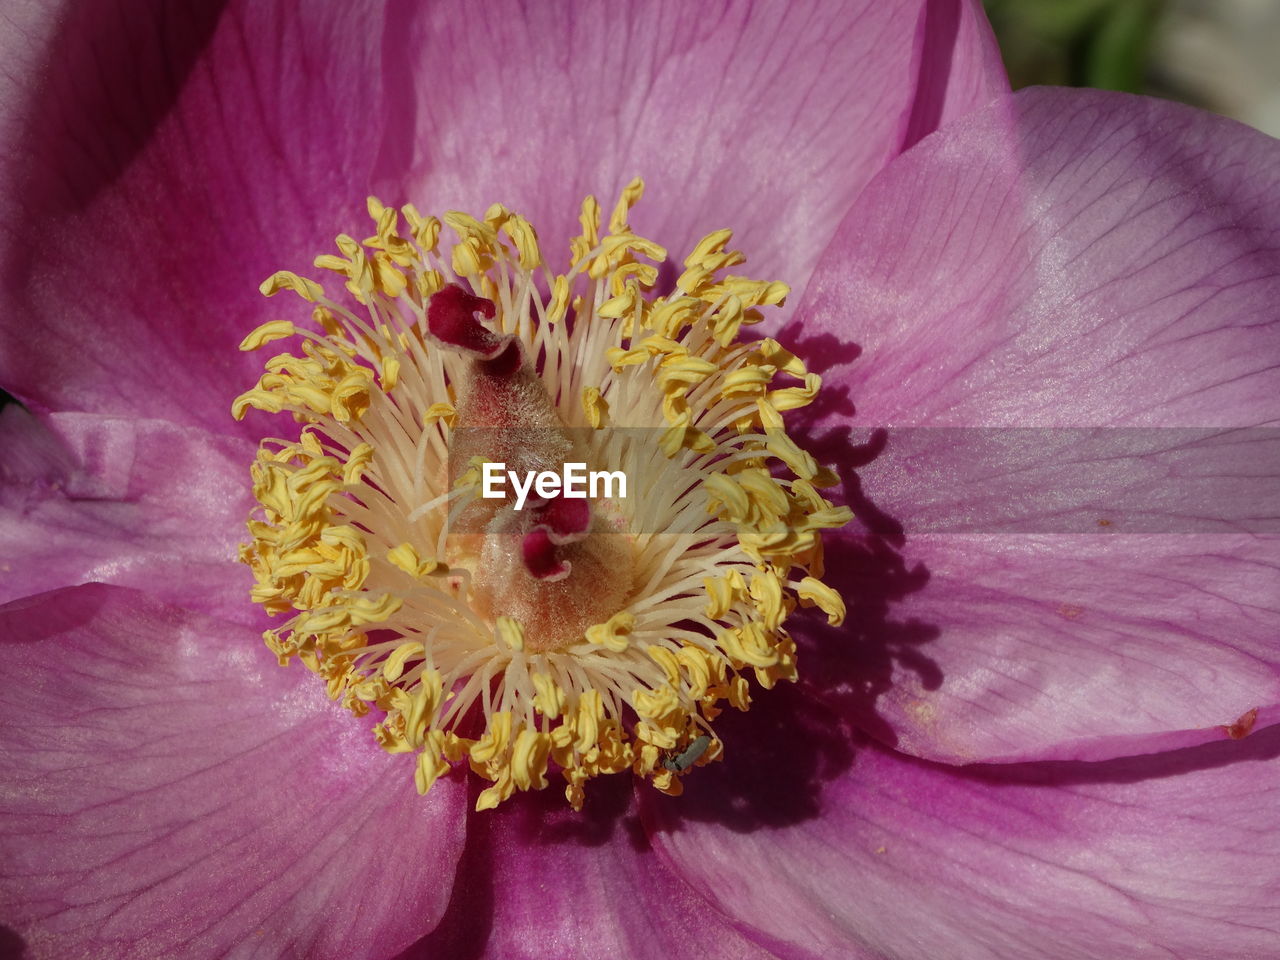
[399,775,651,960]
[638,357,944,834]
[10,0,224,222]
[961,717,1280,788]
[0,926,27,960]
[785,333,944,755]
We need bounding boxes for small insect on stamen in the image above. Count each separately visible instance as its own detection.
[663,734,713,773]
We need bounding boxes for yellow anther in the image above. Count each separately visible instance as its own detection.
[314,253,352,277]
[608,177,645,233]
[582,387,610,429]
[415,747,448,795]
[531,673,566,719]
[416,268,446,299]
[422,402,456,428]
[647,297,698,338]
[574,690,604,753]
[382,642,423,682]
[570,195,601,266]
[735,469,791,522]
[239,320,295,352]
[646,645,682,687]
[496,616,525,652]
[707,294,747,346]
[749,571,787,632]
[331,372,373,423]
[797,576,847,625]
[471,711,513,765]
[350,593,404,627]
[752,339,808,377]
[366,196,416,265]
[473,773,512,814]
[598,284,641,320]
[401,204,441,252]
[720,365,774,399]
[611,259,658,295]
[769,373,822,411]
[511,728,551,791]
[403,675,443,748]
[546,275,571,324]
[299,430,325,456]
[765,431,818,480]
[703,473,750,522]
[656,355,718,393]
[372,252,408,297]
[808,505,854,529]
[719,623,779,669]
[684,228,735,267]
[260,270,324,302]
[606,346,649,370]
[703,571,740,620]
[660,412,716,457]
[387,542,441,579]
[342,443,375,485]
[499,213,542,270]
[675,646,716,700]
[381,356,401,392]
[586,611,635,652]
[231,388,282,420]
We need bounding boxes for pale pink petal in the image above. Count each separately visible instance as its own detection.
[388,0,1007,302]
[2,1,1005,435]
[786,87,1280,762]
[0,585,467,959]
[643,693,1280,960]
[0,406,257,624]
[797,87,1280,429]
[799,529,1280,763]
[1,0,399,434]
[397,779,778,960]
[901,0,1008,150]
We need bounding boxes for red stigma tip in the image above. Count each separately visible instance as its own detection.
[426,283,505,358]
[532,494,592,544]
[522,527,571,580]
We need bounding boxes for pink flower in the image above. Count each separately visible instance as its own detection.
[2,2,1277,960]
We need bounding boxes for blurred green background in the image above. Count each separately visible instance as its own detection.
[983,0,1165,92]
[984,0,1280,137]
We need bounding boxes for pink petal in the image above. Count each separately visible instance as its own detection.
[386,0,1006,302]
[1,0,400,434]
[798,529,1280,763]
[3,1,1004,437]
[0,406,258,625]
[787,87,1280,762]
[396,777,776,960]
[0,585,467,959]
[798,87,1280,428]
[902,0,1008,150]
[642,693,1280,960]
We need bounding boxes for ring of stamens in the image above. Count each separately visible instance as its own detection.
[234,179,851,811]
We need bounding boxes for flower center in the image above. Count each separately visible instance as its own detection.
[233,180,851,811]
[424,282,634,652]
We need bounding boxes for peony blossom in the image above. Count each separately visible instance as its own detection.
[2,2,1278,959]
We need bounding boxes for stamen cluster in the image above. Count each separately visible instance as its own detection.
[233,180,850,810]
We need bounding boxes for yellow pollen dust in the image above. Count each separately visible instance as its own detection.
[233,180,852,811]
